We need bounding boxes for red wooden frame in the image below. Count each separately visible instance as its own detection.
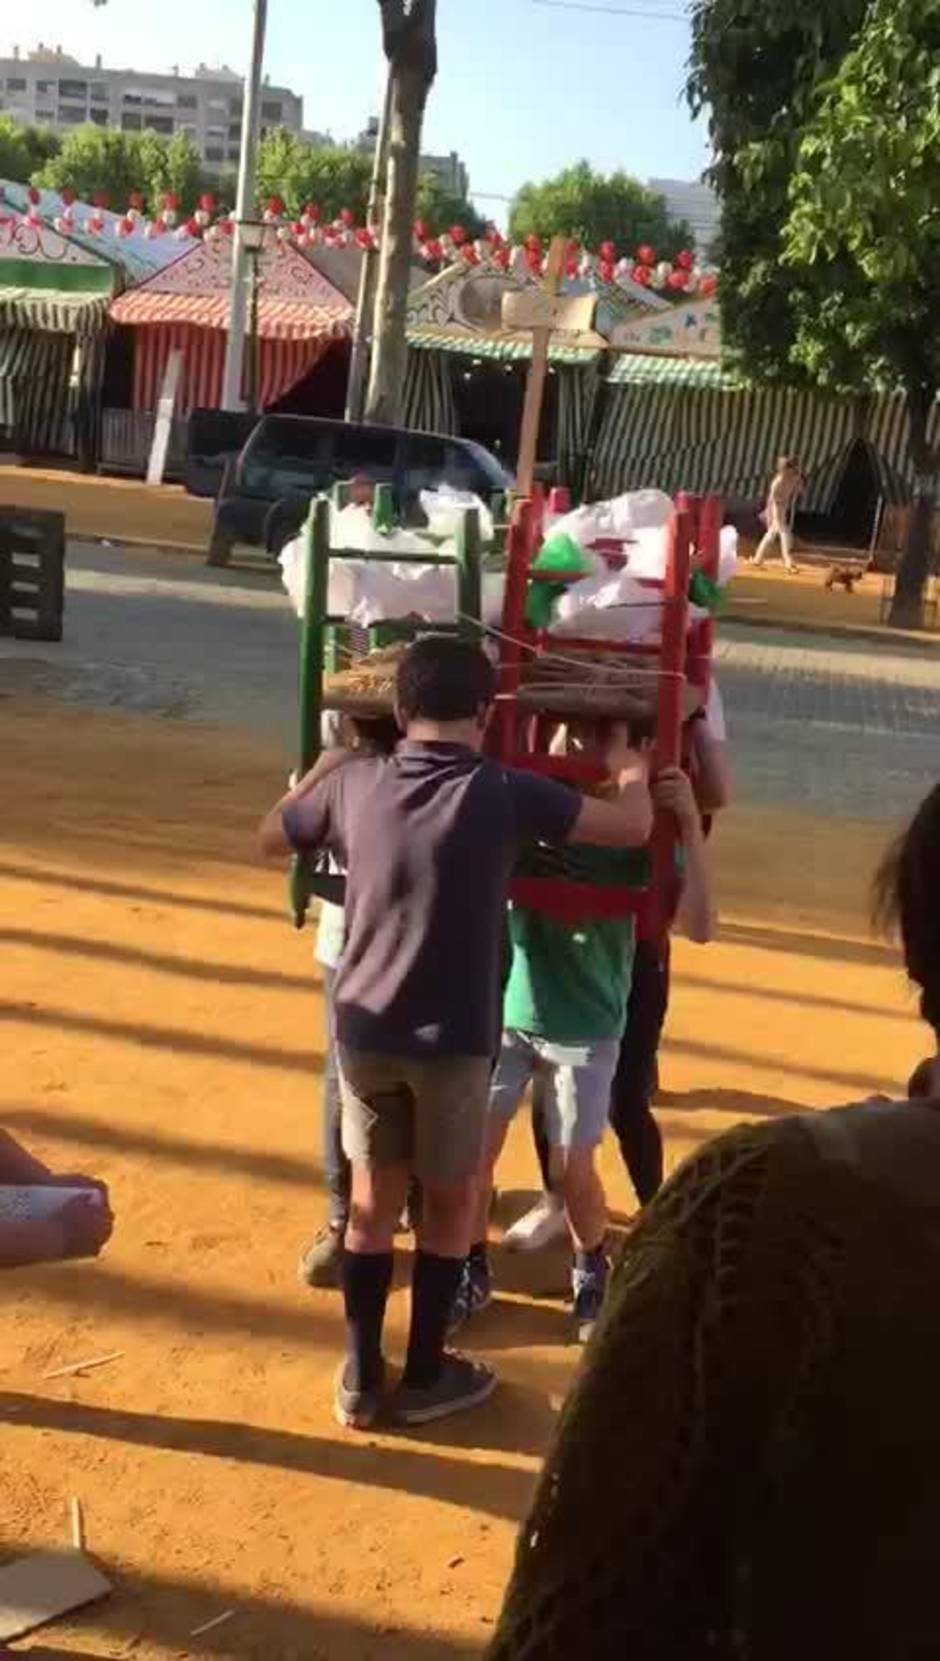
[488,489,721,928]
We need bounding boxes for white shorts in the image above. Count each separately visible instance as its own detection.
[489,1031,619,1149]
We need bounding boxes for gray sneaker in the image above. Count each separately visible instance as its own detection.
[333,1359,384,1430]
[392,1353,497,1427]
[298,1222,345,1289]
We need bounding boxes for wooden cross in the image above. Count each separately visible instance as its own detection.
[502,234,595,498]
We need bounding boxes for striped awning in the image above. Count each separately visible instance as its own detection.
[0,287,111,338]
[408,327,601,366]
[606,353,736,389]
[110,288,351,343]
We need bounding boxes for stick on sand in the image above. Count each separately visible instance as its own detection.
[42,1351,123,1382]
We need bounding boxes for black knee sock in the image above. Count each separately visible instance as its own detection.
[404,1250,463,1389]
[341,1249,394,1392]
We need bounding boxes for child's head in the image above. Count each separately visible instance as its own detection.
[396,635,496,743]
[342,713,401,756]
[874,781,940,1037]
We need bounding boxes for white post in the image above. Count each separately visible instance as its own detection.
[344,69,392,424]
[221,0,268,412]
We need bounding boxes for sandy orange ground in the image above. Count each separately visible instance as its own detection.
[0,698,926,1659]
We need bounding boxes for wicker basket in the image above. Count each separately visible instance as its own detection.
[322,644,408,715]
[322,641,703,723]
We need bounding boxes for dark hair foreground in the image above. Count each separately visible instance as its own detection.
[396,635,496,725]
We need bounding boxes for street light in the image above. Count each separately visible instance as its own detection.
[239,220,266,413]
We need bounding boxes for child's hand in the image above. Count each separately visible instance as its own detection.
[653,766,699,832]
[604,722,649,782]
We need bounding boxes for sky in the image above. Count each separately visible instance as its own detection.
[2,1,710,217]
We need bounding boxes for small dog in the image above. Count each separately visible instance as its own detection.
[825,564,863,594]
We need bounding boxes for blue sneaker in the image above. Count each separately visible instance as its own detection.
[448,1254,493,1334]
[572,1252,609,1345]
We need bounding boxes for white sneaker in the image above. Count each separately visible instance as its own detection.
[502,1195,567,1253]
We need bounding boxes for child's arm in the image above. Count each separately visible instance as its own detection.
[258,748,353,860]
[653,767,716,944]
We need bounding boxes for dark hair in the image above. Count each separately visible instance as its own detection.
[396,635,496,724]
[873,782,940,1033]
[345,713,401,756]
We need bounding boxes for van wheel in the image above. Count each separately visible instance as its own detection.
[207,528,234,568]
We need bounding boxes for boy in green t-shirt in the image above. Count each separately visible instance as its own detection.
[459,736,703,1344]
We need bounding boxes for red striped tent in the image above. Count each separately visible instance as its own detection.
[109,234,353,415]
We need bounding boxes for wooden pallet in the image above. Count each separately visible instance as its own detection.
[0,506,66,642]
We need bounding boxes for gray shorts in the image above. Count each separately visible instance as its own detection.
[338,1047,492,1186]
[490,1031,619,1150]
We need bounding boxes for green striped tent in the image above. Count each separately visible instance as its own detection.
[591,354,940,510]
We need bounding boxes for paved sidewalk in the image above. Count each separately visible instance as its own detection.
[2,540,938,821]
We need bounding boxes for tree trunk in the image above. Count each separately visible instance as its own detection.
[365,2,437,427]
[888,385,938,628]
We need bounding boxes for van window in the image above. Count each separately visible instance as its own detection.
[400,432,454,495]
[240,423,335,498]
[332,426,398,483]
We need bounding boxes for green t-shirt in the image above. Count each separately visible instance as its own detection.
[503,847,648,1043]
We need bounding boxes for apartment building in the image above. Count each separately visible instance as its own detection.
[0,44,303,168]
[648,177,721,258]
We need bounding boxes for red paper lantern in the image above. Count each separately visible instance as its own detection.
[27,185,40,206]
[199,193,217,215]
[599,240,616,263]
[182,216,200,237]
[162,192,180,213]
[60,187,76,207]
[93,191,109,210]
[290,220,305,239]
[413,217,428,241]
[599,260,615,285]
[220,216,235,237]
[667,268,688,291]
[117,215,134,237]
[449,224,467,246]
[492,245,510,270]
[699,273,718,297]
[460,242,479,265]
[675,248,694,271]
[129,191,145,212]
[355,226,373,250]
[565,255,579,278]
[425,238,443,262]
[631,264,651,286]
[486,226,503,246]
[339,206,354,227]
[525,233,541,251]
[266,195,285,217]
[636,244,655,267]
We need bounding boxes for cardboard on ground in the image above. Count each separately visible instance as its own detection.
[0,1549,111,1642]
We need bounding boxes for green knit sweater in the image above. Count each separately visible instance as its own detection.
[488,1101,940,1660]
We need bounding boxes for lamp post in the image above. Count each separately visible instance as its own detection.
[240,220,266,412]
[221,0,268,411]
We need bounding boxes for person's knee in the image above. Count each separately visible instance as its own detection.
[419,1176,479,1255]
[347,1163,408,1251]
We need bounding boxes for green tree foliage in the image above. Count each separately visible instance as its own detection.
[687,0,867,380]
[32,123,214,214]
[256,131,372,220]
[415,171,485,238]
[255,130,482,236]
[508,161,691,257]
[782,0,940,621]
[0,115,59,183]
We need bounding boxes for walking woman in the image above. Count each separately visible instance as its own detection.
[487,780,940,1660]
